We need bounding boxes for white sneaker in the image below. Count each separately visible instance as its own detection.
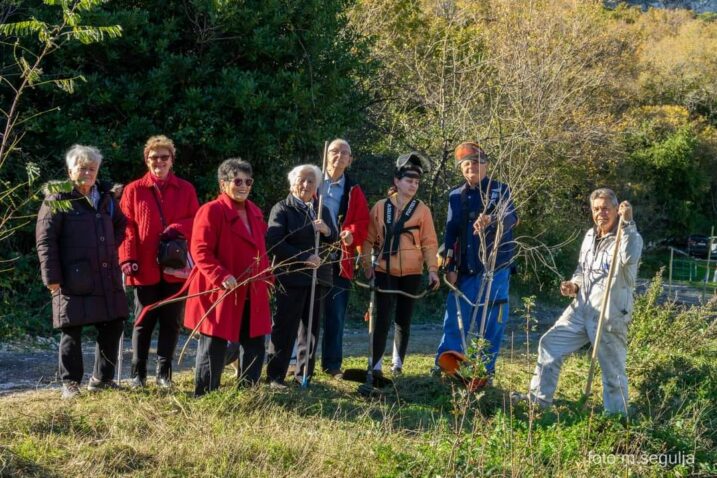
[268,380,287,390]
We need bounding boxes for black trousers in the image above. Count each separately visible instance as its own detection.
[131,280,183,378]
[372,272,422,370]
[59,318,124,383]
[266,285,325,383]
[194,301,265,396]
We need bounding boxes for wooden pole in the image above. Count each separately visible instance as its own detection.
[584,218,624,399]
[301,140,329,388]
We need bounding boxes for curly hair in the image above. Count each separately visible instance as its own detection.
[287,164,322,188]
[218,158,253,186]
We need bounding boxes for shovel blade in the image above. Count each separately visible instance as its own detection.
[437,350,469,376]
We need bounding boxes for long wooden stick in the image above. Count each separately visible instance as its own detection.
[301,140,329,388]
[584,218,625,399]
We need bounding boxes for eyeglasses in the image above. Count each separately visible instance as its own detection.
[228,177,254,187]
[148,154,172,161]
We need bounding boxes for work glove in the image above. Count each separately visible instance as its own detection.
[121,261,139,277]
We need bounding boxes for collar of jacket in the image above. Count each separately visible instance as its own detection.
[217,193,261,220]
[343,172,356,190]
[460,176,493,192]
[138,171,180,189]
[217,193,264,243]
[42,179,113,198]
[591,224,617,240]
[285,193,317,211]
[337,172,357,220]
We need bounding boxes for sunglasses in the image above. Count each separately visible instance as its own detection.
[148,154,172,161]
[228,177,254,187]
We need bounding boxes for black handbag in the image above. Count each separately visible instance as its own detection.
[151,186,188,269]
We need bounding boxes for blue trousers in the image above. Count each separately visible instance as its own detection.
[321,272,351,372]
[434,268,510,375]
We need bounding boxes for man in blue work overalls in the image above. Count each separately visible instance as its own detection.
[433,142,518,388]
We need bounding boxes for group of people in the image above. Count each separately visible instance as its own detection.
[36,135,642,415]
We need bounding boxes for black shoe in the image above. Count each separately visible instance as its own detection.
[155,376,173,389]
[391,367,403,377]
[128,376,146,389]
[155,359,173,389]
[61,381,81,400]
[326,369,343,379]
[87,376,119,392]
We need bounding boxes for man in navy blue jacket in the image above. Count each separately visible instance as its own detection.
[434,142,518,385]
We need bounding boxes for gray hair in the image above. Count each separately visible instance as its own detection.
[590,188,618,207]
[328,138,351,155]
[287,164,322,188]
[218,158,253,185]
[65,144,103,171]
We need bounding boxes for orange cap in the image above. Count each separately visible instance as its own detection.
[454,142,488,166]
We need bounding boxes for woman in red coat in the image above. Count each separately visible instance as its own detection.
[119,135,199,388]
[184,158,272,396]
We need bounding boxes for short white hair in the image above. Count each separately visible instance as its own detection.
[328,138,351,155]
[65,144,103,171]
[287,164,322,188]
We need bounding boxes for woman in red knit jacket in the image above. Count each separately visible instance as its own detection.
[119,135,199,388]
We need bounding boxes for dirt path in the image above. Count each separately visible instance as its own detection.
[0,302,562,396]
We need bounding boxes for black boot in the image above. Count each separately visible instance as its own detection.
[130,360,147,389]
[156,358,173,389]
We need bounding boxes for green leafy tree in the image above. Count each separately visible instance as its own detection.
[0,0,122,244]
[0,0,122,339]
[15,0,372,206]
[621,105,717,239]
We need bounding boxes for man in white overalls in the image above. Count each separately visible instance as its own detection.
[521,188,642,414]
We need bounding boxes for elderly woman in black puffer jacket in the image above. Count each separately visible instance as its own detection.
[265,164,338,388]
[36,144,129,399]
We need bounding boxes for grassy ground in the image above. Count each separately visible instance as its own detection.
[1,278,715,477]
[0,356,713,477]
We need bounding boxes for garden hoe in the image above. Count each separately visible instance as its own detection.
[357,273,383,397]
[438,217,504,392]
[439,277,488,393]
[342,258,393,394]
[345,277,431,392]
